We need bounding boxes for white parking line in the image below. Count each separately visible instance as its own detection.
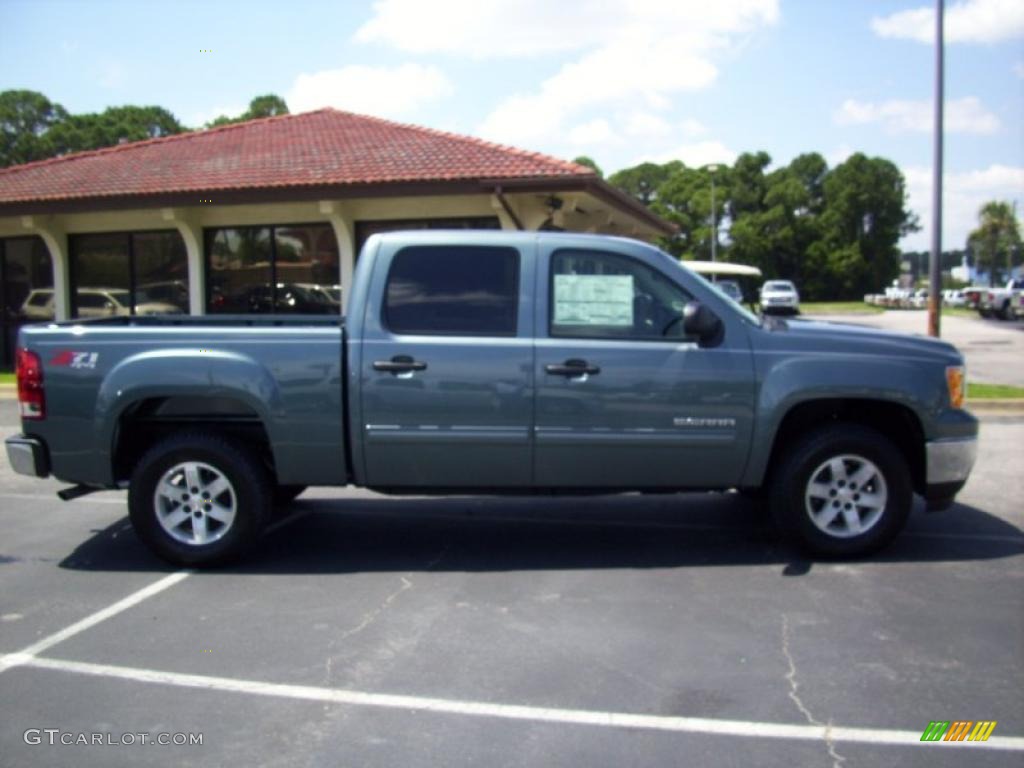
[7,656,1023,751]
[0,492,125,505]
[0,571,191,674]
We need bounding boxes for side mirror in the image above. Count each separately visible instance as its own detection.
[683,301,723,345]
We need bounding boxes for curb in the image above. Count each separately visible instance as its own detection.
[966,399,1024,414]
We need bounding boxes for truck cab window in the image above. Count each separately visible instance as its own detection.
[384,246,519,336]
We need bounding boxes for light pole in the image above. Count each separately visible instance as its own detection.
[927,0,944,337]
[706,164,721,263]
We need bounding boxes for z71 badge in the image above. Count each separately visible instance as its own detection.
[49,350,99,369]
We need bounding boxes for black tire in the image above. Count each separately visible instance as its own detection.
[273,484,307,507]
[769,424,912,558]
[128,432,272,567]
[998,302,1012,321]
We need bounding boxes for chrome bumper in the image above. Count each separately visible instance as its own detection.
[926,437,977,485]
[5,435,49,478]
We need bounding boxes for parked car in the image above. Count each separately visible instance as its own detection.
[978,278,1024,320]
[942,290,966,308]
[7,231,976,566]
[715,280,744,304]
[760,280,800,314]
[20,288,181,319]
[216,283,337,314]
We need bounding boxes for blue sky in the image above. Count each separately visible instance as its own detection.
[1,0,1021,250]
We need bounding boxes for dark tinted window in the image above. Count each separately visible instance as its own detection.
[70,231,187,318]
[384,246,518,336]
[206,224,339,314]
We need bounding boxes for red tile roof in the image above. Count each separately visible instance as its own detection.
[0,108,597,204]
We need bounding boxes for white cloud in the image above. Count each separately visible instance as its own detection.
[287,64,453,119]
[901,164,1024,250]
[357,0,779,58]
[834,97,1001,135]
[871,0,1024,44]
[644,140,739,168]
[568,118,618,146]
[624,112,673,138]
[679,118,708,137]
[471,2,777,148]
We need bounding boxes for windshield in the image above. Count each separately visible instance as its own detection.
[764,281,794,291]
[659,250,765,325]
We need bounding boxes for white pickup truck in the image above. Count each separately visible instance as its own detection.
[978,278,1024,321]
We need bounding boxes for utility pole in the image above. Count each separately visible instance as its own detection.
[928,0,944,337]
[708,165,720,263]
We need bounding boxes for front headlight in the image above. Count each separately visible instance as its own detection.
[946,365,965,409]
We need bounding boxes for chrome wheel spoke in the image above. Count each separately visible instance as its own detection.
[183,463,202,491]
[829,458,847,482]
[157,477,182,502]
[856,491,885,511]
[814,505,842,528]
[204,476,231,500]
[162,507,191,530]
[841,506,862,535]
[848,462,876,489]
[191,512,209,544]
[206,502,234,523]
[807,481,833,500]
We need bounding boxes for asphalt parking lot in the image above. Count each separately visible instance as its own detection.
[0,398,1022,767]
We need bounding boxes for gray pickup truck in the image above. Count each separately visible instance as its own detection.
[6,231,977,565]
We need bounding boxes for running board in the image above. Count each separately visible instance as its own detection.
[57,484,103,502]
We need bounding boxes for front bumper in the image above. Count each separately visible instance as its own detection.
[924,436,977,511]
[5,435,50,478]
[926,436,977,485]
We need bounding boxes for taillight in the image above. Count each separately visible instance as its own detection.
[16,347,45,420]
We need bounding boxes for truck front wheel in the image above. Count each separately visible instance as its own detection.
[128,432,272,567]
[769,424,912,558]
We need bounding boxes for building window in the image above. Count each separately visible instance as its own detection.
[384,245,519,336]
[70,231,188,319]
[206,223,339,314]
[355,217,500,256]
[1,236,53,369]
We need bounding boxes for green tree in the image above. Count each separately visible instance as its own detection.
[967,201,1022,285]
[45,105,185,156]
[651,163,725,259]
[608,161,681,206]
[806,153,918,299]
[206,94,290,128]
[0,90,68,167]
[572,155,603,177]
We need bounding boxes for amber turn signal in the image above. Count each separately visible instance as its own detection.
[946,366,965,409]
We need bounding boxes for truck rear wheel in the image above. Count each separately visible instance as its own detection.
[128,432,271,567]
[769,424,912,558]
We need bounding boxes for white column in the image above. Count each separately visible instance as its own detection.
[320,201,355,312]
[162,209,204,315]
[21,216,70,321]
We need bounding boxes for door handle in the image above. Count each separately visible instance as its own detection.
[373,355,428,374]
[545,359,601,377]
